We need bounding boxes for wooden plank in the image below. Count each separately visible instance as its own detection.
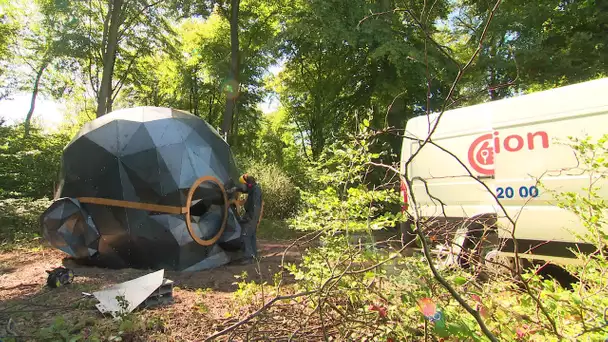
[77,197,186,215]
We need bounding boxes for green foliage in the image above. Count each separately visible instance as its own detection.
[192,287,212,314]
[249,109,307,184]
[0,11,14,61]
[0,197,51,247]
[256,219,303,241]
[233,270,266,307]
[1,0,84,109]
[0,7,17,95]
[37,316,87,342]
[281,133,608,341]
[288,236,500,340]
[290,125,403,233]
[35,312,148,342]
[0,123,69,199]
[122,0,281,154]
[241,160,300,220]
[443,0,608,105]
[274,0,454,158]
[553,135,608,246]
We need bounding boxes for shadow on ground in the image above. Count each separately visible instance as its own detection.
[0,240,304,340]
[60,241,302,293]
[0,240,302,301]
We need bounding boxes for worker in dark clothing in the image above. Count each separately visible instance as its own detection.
[237,173,263,264]
[188,174,262,264]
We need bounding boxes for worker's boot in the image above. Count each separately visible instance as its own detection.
[237,258,254,265]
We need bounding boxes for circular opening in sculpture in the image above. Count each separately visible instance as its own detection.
[185,176,228,246]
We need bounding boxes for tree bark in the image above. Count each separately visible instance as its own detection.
[208,87,215,124]
[24,60,49,138]
[220,0,240,141]
[231,101,239,146]
[193,68,199,116]
[96,0,124,117]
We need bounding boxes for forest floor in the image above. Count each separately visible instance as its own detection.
[0,221,313,342]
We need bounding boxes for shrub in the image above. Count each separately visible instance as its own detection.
[0,123,70,199]
[243,161,300,220]
[259,132,608,341]
[289,124,403,233]
[0,197,51,247]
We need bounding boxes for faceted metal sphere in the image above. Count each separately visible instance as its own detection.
[41,107,244,271]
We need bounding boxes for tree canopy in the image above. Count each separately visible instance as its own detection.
[0,0,605,163]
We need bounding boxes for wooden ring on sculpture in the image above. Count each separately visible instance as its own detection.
[185,176,229,247]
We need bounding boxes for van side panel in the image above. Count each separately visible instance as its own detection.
[494,109,608,242]
[409,137,499,219]
[401,78,608,260]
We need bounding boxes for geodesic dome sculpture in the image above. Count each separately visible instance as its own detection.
[40,107,246,271]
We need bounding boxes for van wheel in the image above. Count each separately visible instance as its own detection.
[433,225,468,270]
[484,251,529,274]
[448,217,499,274]
[482,248,513,278]
[400,220,417,248]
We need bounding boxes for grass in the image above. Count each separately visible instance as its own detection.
[256,218,305,241]
[0,198,50,252]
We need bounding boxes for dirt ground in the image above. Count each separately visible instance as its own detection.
[0,240,305,341]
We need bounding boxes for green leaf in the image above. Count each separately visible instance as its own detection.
[453,276,467,285]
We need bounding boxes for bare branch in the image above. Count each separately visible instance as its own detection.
[203,291,316,341]
[111,51,140,101]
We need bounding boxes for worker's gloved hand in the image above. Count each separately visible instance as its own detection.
[226,186,243,198]
[226,183,247,194]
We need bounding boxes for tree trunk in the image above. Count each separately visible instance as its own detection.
[96,0,124,117]
[231,103,239,146]
[208,87,215,124]
[24,61,49,138]
[220,0,240,141]
[489,66,497,100]
[193,69,199,116]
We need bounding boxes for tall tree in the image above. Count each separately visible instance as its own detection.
[96,0,124,117]
[220,0,240,141]
[175,0,281,143]
[275,0,453,158]
[4,0,83,137]
[125,0,280,153]
[63,0,176,117]
[445,0,608,105]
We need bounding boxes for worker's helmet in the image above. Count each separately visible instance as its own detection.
[239,174,256,187]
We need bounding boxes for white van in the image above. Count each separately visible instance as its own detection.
[400,78,608,267]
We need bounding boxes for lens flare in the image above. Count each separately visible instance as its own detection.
[221,79,240,100]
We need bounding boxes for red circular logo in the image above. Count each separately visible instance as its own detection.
[468,133,494,175]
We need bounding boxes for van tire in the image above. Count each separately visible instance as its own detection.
[400,220,417,247]
[484,252,532,283]
[457,215,498,271]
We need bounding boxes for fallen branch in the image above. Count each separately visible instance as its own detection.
[0,283,39,291]
[204,291,316,341]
